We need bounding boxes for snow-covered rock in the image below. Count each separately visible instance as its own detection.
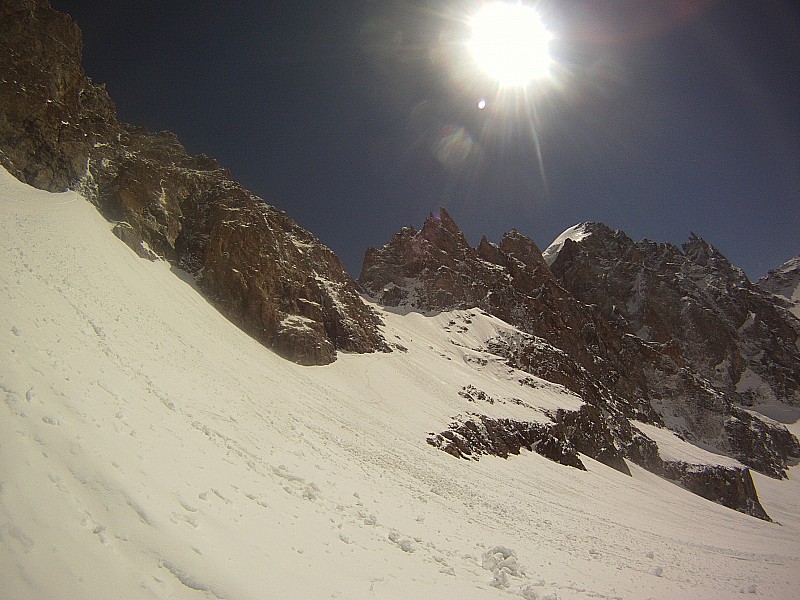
[541,222,592,266]
[759,255,800,319]
[544,222,800,474]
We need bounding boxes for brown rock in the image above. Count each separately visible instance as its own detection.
[0,0,389,365]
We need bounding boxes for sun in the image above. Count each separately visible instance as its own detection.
[468,2,553,87]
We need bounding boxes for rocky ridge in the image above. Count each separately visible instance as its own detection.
[759,255,800,319]
[546,223,800,407]
[361,209,655,418]
[362,210,799,517]
[428,410,770,520]
[0,0,388,365]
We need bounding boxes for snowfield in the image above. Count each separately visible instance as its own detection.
[1,166,799,599]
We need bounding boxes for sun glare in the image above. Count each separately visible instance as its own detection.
[469,2,553,87]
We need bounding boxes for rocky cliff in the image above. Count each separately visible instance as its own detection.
[361,211,800,482]
[0,0,388,365]
[759,255,800,319]
[545,223,800,407]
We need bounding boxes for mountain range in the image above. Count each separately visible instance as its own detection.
[2,1,799,598]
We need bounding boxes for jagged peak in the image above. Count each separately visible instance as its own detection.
[683,232,723,257]
[542,222,594,266]
[477,234,498,250]
[759,254,800,307]
[500,228,536,245]
[417,207,472,256]
[421,207,461,235]
[499,229,545,270]
[682,233,739,275]
[763,254,800,279]
[476,235,504,266]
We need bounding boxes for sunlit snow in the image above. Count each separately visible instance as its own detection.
[2,167,799,598]
[542,223,592,266]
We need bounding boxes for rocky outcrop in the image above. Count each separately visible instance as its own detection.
[427,414,586,470]
[661,462,770,521]
[0,0,116,192]
[428,408,771,520]
[0,0,388,365]
[726,408,800,479]
[550,405,630,474]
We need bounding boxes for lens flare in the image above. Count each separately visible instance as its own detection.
[433,125,481,172]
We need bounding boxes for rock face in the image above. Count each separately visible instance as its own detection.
[661,463,770,522]
[759,255,800,319]
[427,414,587,470]
[546,223,800,407]
[363,211,800,488]
[427,410,771,520]
[0,0,388,365]
[542,224,800,476]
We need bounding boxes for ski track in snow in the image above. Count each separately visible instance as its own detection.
[1,166,799,599]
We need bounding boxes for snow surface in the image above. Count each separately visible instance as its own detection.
[542,223,591,266]
[2,166,800,599]
[633,422,743,468]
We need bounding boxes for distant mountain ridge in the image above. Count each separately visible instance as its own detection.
[546,222,800,408]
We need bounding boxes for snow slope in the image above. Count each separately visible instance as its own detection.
[633,422,743,468]
[2,166,799,599]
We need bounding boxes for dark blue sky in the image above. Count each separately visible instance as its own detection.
[52,0,799,279]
